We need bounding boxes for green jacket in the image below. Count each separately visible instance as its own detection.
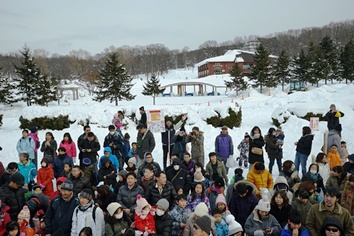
[205,160,228,183]
[291,198,312,226]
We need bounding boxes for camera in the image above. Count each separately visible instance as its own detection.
[189,132,194,136]
[265,228,271,233]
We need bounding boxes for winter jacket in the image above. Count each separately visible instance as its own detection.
[317,162,330,186]
[326,172,348,192]
[0,168,17,187]
[45,194,80,235]
[155,213,172,236]
[187,194,211,212]
[83,164,95,186]
[37,165,54,197]
[138,175,155,194]
[207,184,223,209]
[59,140,77,158]
[327,151,342,170]
[166,158,192,194]
[96,192,116,213]
[268,176,293,204]
[215,132,234,157]
[103,131,124,158]
[302,172,325,194]
[185,131,205,162]
[0,184,27,220]
[247,162,274,198]
[215,218,229,236]
[244,209,282,236]
[343,161,354,175]
[26,193,49,216]
[170,205,191,236]
[0,202,11,235]
[327,130,342,157]
[117,183,144,213]
[137,159,161,179]
[68,172,91,196]
[161,120,183,146]
[53,153,74,178]
[99,147,119,170]
[78,136,101,164]
[122,140,130,158]
[29,132,40,152]
[279,170,301,190]
[71,202,105,236]
[291,197,312,227]
[296,134,314,156]
[248,135,265,164]
[184,212,216,236]
[306,201,354,236]
[237,139,249,159]
[40,139,58,160]
[18,160,37,185]
[182,159,195,180]
[326,110,344,130]
[341,180,354,215]
[265,134,281,159]
[16,136,35,160]
[280,224,310,236]
[172,134,187,160]
[145,181,176,209]
[98,157,117,187]
[269,204,293,228]
[134,212,156,234]
[104,216,131,236]
[136,130,155,160]
[205,160,228,183]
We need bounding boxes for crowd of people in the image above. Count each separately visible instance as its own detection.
[0,104,351,236]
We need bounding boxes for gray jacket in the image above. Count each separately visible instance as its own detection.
[244,209,282,236]
[185,131,204,159]
[137,130,155,159]
[117,183,144,212]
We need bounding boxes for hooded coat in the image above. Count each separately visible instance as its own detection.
[103,130,124,158]
[0,184,28,220]
[326,110,344,131]
[98,147,119,170]
[16,136,35,160]
[320,216,345,236]
[170,204,191,236]
[69,171,91,196]
[0,202,11,235]
[172,134,187,160]
[247,163,274,198]
[279,169,301,190]
[155,212,172,236]
[268,176,293,204]
[98,157,117,186]
[137,156,161,179]
[18,160,37,185]
[244,208,282,236]
[166,158,192,194]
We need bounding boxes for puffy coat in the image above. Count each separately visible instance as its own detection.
[341,180,354,215]
[247,162,274,198]
[137,159,161,179]
[296,134,314,156]
[134,212,156,234]
[145,181,176,209]
[269,204,293,228]
[0,184,27,220]
[18,160,37,185]
[237,139,250,159]
[215,132,234,157]
[98,157,117,186]
[37,165,54,197]
[248,135,265,164]
[136,130,155,160]
[166,158,192,194]
[69,172,91,196]
[185,131,205,162]
[327,151,342,170]
[244,209,282,236]
[59,140,77,158]
[291,198,312,227]
[16,136,35,160]
[104,215,131,236]
[0,168,14,187]
[187,194,211,213]
[205,160,228,183]
[306,201,354,236]
[265,134,281,159]
[0,202,11,235]
[99,147,119,170]
[53,153,74,178]
[45,195,79,235]
[103,131,124,158]
[71,202,105,236]
[117,183,144,213]
[78,137,101,164]
[26,193,49,216]
[326,172,348,192]
[155,213,172,236]
[170,205,191,236]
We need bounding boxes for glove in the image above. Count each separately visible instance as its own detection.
[39,184,45,190]
[316,195,323,202]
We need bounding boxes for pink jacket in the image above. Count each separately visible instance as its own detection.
[29,133,40,152]
[59,140,77,158]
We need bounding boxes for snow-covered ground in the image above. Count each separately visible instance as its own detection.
[1,68,353,180]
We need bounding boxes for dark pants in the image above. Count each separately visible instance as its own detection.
[163,144,175,170]
[269,158,282,174]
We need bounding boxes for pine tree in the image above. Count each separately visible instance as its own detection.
[319,36,339,84]
[307,42,327,87]
[249,44,273,93]
[225,62,247,96]
[340,39,354,84]
[142,74,165,105]
[291,49,309,83]
[94,52,135,106]
[32,74,59,106]
[272,50,290,91]
[0,67,16,104]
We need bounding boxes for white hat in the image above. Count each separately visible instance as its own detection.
[194,202,208,217]
[255,198,270,212]
[226,215,243,234]
[107,202,122,216]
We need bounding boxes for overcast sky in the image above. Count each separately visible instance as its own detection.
[1,0,353,56]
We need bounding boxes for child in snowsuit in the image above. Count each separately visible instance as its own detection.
[133,194,156,235]
[237,132,250,168]
[275,126,285,156]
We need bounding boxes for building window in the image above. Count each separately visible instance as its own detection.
[214,66,222,74]
[243,64,251,69]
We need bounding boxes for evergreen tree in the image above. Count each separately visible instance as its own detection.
[225,62,247,96]
[249,44,273,93]
[272,50,290,91]
[142,74,165,105]
[94,52,135,106]
[307,42,326,87]
[291,49,310,83]
[32,74,59,106]
[0,67,16,104]
[319,36,339,83]
[340,39,354,84]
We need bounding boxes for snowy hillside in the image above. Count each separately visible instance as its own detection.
[0,68,353,180]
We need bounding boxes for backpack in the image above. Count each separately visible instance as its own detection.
[75,205,98,223]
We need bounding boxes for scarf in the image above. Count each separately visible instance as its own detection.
[309,172,319,181]
[79,200,93,212]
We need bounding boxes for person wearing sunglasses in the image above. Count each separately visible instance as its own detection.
[320,216,345,236]
[193,215,211,236]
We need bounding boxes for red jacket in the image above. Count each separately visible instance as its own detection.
[134,212,156,234]
[37,165,54,197]
[59,140,77,159]
[0,204,11,236]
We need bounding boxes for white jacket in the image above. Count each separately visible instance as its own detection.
[317,162,330,186]
[71,202,105,236]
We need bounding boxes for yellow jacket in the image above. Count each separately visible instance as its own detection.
[328,151,342,170]
[247,162,274,198]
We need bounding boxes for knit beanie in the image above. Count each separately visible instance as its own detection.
[255,190,270,212]
[107,202,122,216]
[215,194,227,206]
[226,215,243,234]
[214,177,225,188]
[194,202,208,217]
[195,215,211,234]
[156,198,169,211]
[135,194,150,213]
[194,171,204,182]
[18,206,30,222]
[79,188,93,201]
[60,180,74,191]
[56,177,67,186]
[128,157,136,165]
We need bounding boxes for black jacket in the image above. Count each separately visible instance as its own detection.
[248,136,265,164]
[326,110,344,130]
[145,181,176,210]
[0,184,28,220]
[166,159,191,195]
[78,137,101,164]
[69,172,92,196]
[45,194,79,235]
[269,204,293,228]
[296,134,314,156]
[302,172,325,193]
[26,193,50,216]
[155,213,172,236]
[343,162,354,175]
[103,131,124,158]
[0,169,12,187]
[98,158,117,186]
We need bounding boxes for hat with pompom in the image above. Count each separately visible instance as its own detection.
[215,194,227,206]
[194,202,208,217]
[255,189,271,211]
[226,214,243,234]
[135,194,150,213]
[18,206,30,222]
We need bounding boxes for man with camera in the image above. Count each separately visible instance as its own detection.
[185,126,205,166]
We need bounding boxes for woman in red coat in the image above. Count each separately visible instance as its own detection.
[36,157,54,197]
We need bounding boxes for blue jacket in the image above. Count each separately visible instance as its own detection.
[215,218,230,236]
[215,133,234,157]
[18,160,37,184]
[170,205,191,236]
[122,140,130,158]
[16,136,35,160]
[281,224,310,236]
[99,147,119,170]
[53,154,74,178]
